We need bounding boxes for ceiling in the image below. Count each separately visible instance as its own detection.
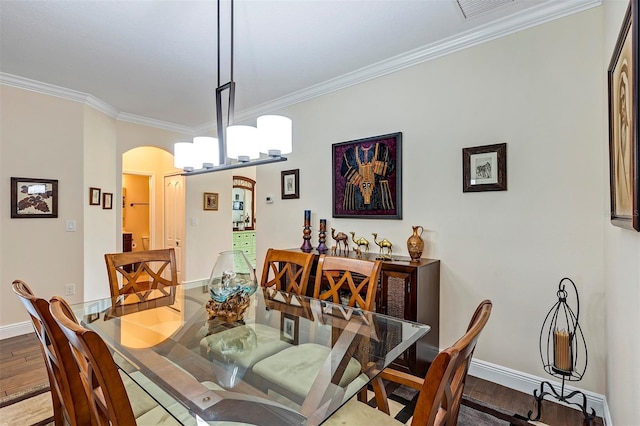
[0,0,599,134]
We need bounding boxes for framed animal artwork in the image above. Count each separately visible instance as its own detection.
[462,143,507,193]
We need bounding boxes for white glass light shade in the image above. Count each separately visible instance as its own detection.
[194,136,220,168]
[257,115,292,155]
[174,142,198,170]
[226,125,260,161]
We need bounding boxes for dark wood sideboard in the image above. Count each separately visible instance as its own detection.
[282,248,440,377]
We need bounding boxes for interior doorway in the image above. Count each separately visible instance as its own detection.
[122,173,151,252]
[122,146,185,281]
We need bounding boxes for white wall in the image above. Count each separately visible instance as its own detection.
[255,8,607,394]
[602,1,640,424]
[0,86,85,325]
[184,170,235,281]
[83,106,117,302]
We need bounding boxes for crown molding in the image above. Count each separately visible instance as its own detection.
[196,0,602,129]
[0,72,191,134]
[1,0,602,134]
[116,112,194,136]
[0,72,120,118]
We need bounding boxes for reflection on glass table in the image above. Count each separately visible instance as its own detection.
[71,281,430,426]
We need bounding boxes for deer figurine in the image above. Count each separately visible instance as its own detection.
[349,232,370,253]
[331,228,349,252]
[372,233,392,256]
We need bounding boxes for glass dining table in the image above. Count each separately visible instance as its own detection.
[70,281,430,425]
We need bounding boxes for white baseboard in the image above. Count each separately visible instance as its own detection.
[0,321,33,340]
[469,358,608,422]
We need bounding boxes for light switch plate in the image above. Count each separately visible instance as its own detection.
[66,220,76,232]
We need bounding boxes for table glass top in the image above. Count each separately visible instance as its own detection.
[71,281,429,425]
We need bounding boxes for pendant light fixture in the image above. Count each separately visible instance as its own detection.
[174,0,290,175]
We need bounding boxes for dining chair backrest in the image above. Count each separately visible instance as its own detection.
[410,299,492,425]
[105,248,178,297]
[50,296,138,426]
[12,281,92,426]
[260,248,315,295]
[313,255,382,311]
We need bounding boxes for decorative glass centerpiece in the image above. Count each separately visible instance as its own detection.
[205,251,257,322]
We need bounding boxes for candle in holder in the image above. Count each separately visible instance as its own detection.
[300,210,313,251]
[317,219,328,252]
[553,329,571,371]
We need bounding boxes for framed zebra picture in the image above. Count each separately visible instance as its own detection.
[462,143,507,192]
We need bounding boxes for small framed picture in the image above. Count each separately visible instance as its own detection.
[204,192,219,210]
[10,177,58,219]
[462,143,507,192]
[280,313,298,345]
[281,169,299,199]
[89,187,101,205]
[102,192,113,209]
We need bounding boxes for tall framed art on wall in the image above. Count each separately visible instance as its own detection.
[608,0,640,231]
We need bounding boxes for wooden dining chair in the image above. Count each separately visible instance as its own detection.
[49,296,187,425]
[313,255,383,311]
[104,248,177,297]
[251,256,383,403]
[260,248,315,295]
[12,280,92,426]
[325,300,493,426]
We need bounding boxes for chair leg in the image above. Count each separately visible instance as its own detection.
[357,388,368,403]
[371,376,390,415]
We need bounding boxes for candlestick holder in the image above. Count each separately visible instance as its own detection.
[528,277,595,424]
[317,219,328,252]
[300,210,313,252]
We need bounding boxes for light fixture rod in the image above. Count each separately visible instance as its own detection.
[216,0,236,165]
[181,155,287,176]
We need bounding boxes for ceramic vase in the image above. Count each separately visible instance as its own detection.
[407,226,425,262]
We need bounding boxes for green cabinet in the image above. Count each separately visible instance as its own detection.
[232,231,256,271]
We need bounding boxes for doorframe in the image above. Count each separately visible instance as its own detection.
[122,170,155,250]
[163,172,186,282]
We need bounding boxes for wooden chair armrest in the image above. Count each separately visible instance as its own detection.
[379,368,424,391]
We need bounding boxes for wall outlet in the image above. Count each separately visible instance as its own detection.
[64,283,75,296]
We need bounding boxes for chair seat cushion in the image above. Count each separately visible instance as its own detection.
[252,343,362,398]
[323,399,404,426]
[200,323,291,369]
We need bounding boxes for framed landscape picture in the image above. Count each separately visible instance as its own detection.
[462,143,507,193]
[608,0,640,231]
[332,132,402,219]
[11,177,58,218]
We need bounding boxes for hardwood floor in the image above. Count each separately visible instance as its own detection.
[0,333,604,425]
[0,333,48,398]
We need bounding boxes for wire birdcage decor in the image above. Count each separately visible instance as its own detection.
[528,277,596,424]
